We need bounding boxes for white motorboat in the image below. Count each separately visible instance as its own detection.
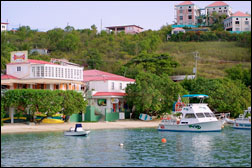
[64,124,91,136]
[232,107,251,130]
[158,94,223,132]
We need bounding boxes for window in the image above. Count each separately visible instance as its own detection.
[219,7,221,9]
[188,15,192,19]
[120,83,122,90]
[224,7,226,9]
[235,28,240,31]
[180,16,183,20]
[246,18,248,20]
[45,67,48,77]
[245,21,249,25]
[188,6,191,8]
[32,67,35,77]
[213,8,215,10]
[68,69,70,78]
[49,67,51,77]
[61,68,64,78]
[41,66,44,77]
[185,113,196,118]
[17,66,21,72]
[196,113,205,118]
[52,67,54,77]
[65,69,67,78]
[112,82,114,90]
[204,113,212,117]
[235,21,239,24]
[36,66,40,77]
[180,10,183,13]
[245,28,250,31]
[98,99,107,106]
[188,9,192,12]
[236,18,238,20]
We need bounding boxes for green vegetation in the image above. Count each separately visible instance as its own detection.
[126,72,188,118]
[157,41,251,78]
[1,89,87,124]
[181,77,251,118]
[1,24,251,119]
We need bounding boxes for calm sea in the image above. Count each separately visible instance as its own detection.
[1,126,251,167]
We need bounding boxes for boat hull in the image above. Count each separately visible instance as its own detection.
[64,130,90,136]
[232,122,251,130]
[158,120,222,132]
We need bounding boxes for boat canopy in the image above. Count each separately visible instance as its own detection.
[182,94,209,98]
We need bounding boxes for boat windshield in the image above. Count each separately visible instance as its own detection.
[184,113,196,118]
[196,113,205,118]
[204,113,212,117]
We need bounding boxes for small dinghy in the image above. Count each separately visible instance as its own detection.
[64,124,90,136]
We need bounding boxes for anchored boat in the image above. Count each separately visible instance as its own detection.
[64,124,90,136]
[158,94,222,132]
[232,107,251,130]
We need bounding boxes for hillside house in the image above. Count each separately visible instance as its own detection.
[224,11,251,32]
[174,1,200,26]
[205,1,232,26]
[106,25,143,34]
[83,70,135,120]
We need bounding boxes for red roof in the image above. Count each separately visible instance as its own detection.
[93,92,126,96]
[1,74,18,80]
[206,1,229,7]
[232,11,250,17]
[7,59,57,65]
[83,70,135,82]
[173,28,185,30]
[176,1,194,6]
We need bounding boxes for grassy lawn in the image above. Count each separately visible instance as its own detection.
[156,41,251,78]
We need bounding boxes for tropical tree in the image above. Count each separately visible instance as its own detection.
[181,77,251,117]
[126,72,188,118]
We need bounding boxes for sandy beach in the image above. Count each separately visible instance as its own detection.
[1,119,161,134]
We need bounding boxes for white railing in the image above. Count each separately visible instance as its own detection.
[30,64,83,81]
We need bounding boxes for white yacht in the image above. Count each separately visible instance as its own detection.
[232,107,251,130]
[158,94,223,132]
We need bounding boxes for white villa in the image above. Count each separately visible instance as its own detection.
[83,70,135,116]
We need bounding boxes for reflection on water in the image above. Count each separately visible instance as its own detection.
[1,126,251,167]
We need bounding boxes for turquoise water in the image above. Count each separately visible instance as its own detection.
[1,126,251,167]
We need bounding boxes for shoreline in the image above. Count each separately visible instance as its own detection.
[1,119,161,134]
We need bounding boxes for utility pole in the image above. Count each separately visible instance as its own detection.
[100,19,102,33]
[193,51,200,79]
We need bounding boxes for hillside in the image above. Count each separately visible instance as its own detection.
[1,25,251,79]
[156,41,251,78]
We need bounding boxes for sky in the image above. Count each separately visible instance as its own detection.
[1,1,251,32]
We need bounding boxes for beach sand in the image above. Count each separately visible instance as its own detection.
[1,119,161,134]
